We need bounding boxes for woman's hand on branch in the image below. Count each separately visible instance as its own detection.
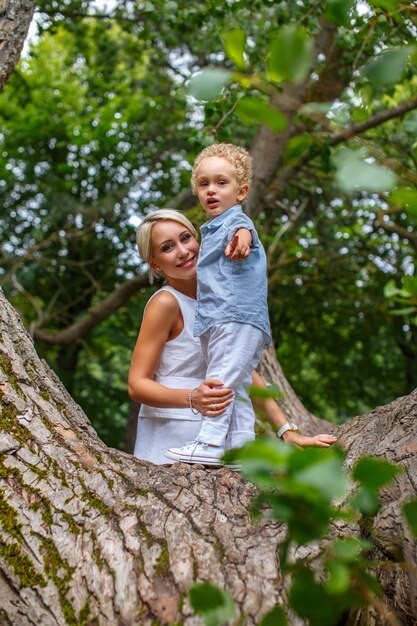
[192,379,234,416]
[282,431,338,448]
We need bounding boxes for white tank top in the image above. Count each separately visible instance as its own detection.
[138,286,206,421]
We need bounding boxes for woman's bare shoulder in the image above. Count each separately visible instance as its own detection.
[143,290,179,322]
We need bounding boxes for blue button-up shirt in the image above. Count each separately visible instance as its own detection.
[194,205,271,345]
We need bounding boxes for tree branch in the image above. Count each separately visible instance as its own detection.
[265,96,417,207]
[33,273,151,345]
[330,96,417,146]
[376,210,417,252]
[247,17,340,217]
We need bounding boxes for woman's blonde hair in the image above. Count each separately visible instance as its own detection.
[136,209,198,283]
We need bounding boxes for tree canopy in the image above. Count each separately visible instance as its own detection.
[1,0,417,447]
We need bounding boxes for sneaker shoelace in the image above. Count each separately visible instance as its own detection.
[186,441,209,461]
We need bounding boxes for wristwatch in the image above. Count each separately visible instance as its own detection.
[277,422,299,438]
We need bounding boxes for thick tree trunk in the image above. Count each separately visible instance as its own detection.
[0,291,416,626]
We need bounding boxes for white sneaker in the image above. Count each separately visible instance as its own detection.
[165,441,224,466]
[225,462,242,472]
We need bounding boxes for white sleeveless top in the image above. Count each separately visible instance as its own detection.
[138,286,206,421]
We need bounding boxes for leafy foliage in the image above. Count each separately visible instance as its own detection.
[189,583,235,626]
[187,439,404,625]
[402,499,417,538]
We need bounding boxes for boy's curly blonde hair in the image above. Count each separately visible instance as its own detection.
[191,143,252,193]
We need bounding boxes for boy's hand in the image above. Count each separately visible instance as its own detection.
[225,228,252,260]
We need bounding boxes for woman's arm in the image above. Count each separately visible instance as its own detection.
[251,371,337,448]
[128,292,233,415]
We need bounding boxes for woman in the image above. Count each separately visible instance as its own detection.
[128,209,337,464]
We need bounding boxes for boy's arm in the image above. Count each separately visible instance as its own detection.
[225,227,252,260]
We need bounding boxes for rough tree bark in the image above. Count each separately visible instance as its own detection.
[0,0,36,90]
[1,290,416,626]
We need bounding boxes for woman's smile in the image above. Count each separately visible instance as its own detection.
[177,256,196,269]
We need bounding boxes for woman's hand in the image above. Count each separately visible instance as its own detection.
[282,431,338,448]
[191,379,234,416]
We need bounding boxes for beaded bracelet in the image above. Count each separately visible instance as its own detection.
[188,388,200,415]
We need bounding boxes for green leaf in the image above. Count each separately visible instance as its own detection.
[188,68,231,101]
[353,456,402,490]
[235,96,287,132]
[402,499,417,538]
[403,111,417,134]
[189,583,235,626]
[288,445,345,472]
[268,25,314,85]
[222,28,246,70]
[368,0,400,11]
[350,487,380,515]
[403,276,417,296]
[332,537,371,562]
[390,307,417,316]
[259,605,288,626]
[363,46,414,87]
[389,186,417,219]
[324,0,356,26]
[249,383,284,400]
[326,560,351,594]
[227,437,292,465]
[384,280,399,298]
[293,454,348,500]
[383,280,409,299]
[334,150,397,193]
[289,567,354,626]
[284,133,313,165]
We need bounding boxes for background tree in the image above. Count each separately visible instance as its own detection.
[2,0,417,448]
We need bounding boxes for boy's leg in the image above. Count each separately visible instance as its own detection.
[197,322,264,445]
[225,386,256,450]
[165,323,264,464]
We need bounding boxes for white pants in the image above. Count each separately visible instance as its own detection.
[197,323,265,448]
[134,417,201,464]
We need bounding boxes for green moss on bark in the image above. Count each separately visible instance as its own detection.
[154,542,170,577]
[0,403,29,445]
[0,541,47,588]
[78,601,98,625]
[79,478,113,516]
[0,460,55,527]
[0,489,22,540]
[0,354,22,396]
[36,533,79,624]
[60,511,81,535]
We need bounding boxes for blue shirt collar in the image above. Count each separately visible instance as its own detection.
[202,204,242,230]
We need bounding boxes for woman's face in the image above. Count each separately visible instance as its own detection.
[150,220,199,281]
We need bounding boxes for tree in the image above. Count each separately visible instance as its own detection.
[1,289,416,625]
[2,0,417,445]
[1,3,417,623]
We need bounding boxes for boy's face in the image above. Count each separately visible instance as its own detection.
[195,156,249,219]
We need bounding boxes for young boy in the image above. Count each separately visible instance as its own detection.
[165,143,271,465]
